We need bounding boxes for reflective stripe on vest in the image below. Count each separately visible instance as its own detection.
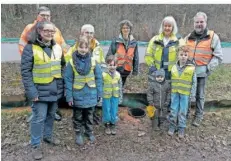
[102,71,120,98]
[187,30,214,66]
[171,65,195,96]
[32,44,62,84]
[154,44,177,71]
[70,58,96,89]
[116,43,135,71]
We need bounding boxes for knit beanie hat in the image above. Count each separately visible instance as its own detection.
[155,69,165,78]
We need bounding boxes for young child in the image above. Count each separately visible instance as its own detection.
[168,45,197,138]
[64,36,102,145]
[147,68,171,131]
[102,55,123,135]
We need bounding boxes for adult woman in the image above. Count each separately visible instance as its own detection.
[21,21,64,160]
[106,20,139,86]
[145,16,185,80]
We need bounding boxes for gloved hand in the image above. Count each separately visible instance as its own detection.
[190,96,196,102]
[149,66,157,74]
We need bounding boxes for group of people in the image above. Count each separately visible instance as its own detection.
[19,6,223,160]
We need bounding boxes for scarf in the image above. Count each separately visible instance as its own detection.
[72,51,92,75]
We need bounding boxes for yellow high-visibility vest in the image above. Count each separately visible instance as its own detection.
[171,64,195,96]
[70,57,96,89]
[102,71,121,98]
[32,44,62,84]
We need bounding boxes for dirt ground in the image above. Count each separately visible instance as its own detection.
[1,107,231,161]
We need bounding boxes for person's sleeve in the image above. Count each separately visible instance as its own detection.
[147,82,154,105]
[207,33,223,72]
[190,71,197,98]
[94,63,103,98]
[119,77,123,104]
[166,81,171,105]
[132,43,139,75]
[145,36,155,67]
[64,62,74,102]
[19,25,30,55]
[21,44,38,100]
[64,45,75,64]
[106,38,116,60]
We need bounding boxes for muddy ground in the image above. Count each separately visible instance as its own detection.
[1,107,231,161]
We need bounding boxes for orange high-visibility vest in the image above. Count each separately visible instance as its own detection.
[187,30,214,66]
[116,43,135,71]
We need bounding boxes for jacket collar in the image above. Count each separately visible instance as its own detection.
[188,28,210,40]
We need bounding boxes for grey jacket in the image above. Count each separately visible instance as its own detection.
[185,29,223,77]
[147,78,171,109]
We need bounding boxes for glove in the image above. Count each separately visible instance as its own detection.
[190,96,196,102]
[149,66,157,74]
[146,105,156,118]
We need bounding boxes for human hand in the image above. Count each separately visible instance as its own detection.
[68,101,73,106]
[33,97,39,102]
[190,96,196,102]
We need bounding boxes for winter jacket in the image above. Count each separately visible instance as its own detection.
[147,77,171,110]
[64,51,103,108]
[19,19,69,56]
[21,39,65,102]
[185,29,223,77]
[106,34,139,77]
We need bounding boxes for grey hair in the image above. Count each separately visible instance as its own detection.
[194,12,207,22]
[27,21,55,43]
[119,20,133,32]
[158,16,178,35]
[81,24,95,33]
[37,6,50,14]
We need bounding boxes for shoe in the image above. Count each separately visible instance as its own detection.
[192,117,202,127]
[32,146,43,160]
[105,123,111,135]
[110,124,116,135]
[43,137,60,146]
[178,128,185,139]
[168,126,175,136]
[86,133,96,143]
[75,133,84,146]
[55,113,62,121]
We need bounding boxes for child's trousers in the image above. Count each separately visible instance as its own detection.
[168,93,189,129]
[102,96,119,124]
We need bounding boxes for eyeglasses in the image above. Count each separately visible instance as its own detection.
[39,14,50,18]
[42,29,56,34]
[84,31,94,35]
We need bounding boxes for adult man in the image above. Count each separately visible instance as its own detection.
[185,12,223,127]
[19,6,69,55]
[19,6,69,121]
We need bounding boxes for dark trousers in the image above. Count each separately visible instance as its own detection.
[73,107,94,135]
[121,76,128,86]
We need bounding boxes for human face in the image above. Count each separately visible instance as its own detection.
[194,16,207,34]
[178,51,189,64]
[121,24,130,38]
[77,44,89,55]
[37,11,51,21]
[108,60,116,73]
[82,28,94,40]
[163,21,173,37]
[156,75,164,82]
[39,24,55,42]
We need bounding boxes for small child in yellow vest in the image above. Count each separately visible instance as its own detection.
[102,55,123,135]
[167,45,197,138]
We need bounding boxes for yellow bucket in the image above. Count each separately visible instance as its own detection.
[146,105,156,118]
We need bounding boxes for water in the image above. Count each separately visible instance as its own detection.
[1,43,231,63]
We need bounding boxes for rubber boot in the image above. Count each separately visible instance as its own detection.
[75,132,84,146]
[151,117,160,131]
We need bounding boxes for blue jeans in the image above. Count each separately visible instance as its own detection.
[30,101,58,147]
[195,77,207,119]
[168,93,189,129]
[102,97,119,124]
